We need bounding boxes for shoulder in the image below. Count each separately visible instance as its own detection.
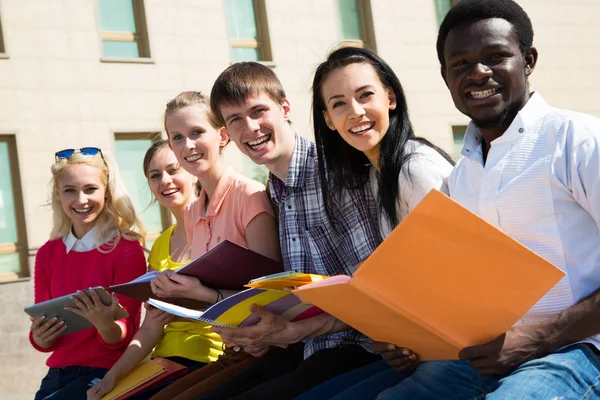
[37,238,64,256]
[230,171,268,197]
[401,142,454,182]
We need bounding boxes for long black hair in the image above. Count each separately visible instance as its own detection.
[312,47,453,228]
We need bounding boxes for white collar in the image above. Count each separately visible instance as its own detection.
[63,226,98,253]
[462,92,550,161]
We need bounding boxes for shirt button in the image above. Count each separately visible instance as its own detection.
[519,128,524,133]
[292,238,296,242]
[287,205,292,210]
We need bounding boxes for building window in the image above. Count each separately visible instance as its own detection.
[336,0,377,52]
[114,133,169,244]
[434,0,458,27]
[452,126,467,159]
[97,0,150,59]
[0,12,6,55]
[225,0,272,62]
[0,136,28,281]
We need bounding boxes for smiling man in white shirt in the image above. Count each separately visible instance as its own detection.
[371,0,600,399]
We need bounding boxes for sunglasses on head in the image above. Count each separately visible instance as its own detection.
[55,147,105,163]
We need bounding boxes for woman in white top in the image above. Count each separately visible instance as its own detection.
[303,46,454,399]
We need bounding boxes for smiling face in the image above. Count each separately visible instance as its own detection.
[166,105,229,178]
[220,92,293,168]
[56,164,106,238]
[146,146,196,211]
[321,62,396,166]
[442,18,537,133]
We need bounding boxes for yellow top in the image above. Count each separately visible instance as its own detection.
[148,225,223,363]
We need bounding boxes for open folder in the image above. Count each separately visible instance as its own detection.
[293,190,565,361]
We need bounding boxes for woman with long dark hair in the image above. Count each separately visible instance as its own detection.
[301,46,454,399]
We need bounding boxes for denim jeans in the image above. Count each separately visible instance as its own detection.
[376,344,600,400]
[294,358,404,400]
[34,366,108,400]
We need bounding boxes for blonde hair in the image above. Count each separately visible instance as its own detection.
[50,151,146,253]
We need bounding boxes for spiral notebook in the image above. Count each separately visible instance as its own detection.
[147,288,322,328]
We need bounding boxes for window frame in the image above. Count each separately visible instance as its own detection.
[336,0,377,53]
[0,134,29,282]
[452,125,468,160]
[0,11,7,59]
[114,132,172,242]
[226,0,273,63]
[96,0,153,63]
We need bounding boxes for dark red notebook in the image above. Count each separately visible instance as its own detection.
[109,240,282,309]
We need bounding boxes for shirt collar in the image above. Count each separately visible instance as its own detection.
[198,167,235,218]
[269,134,314,203]
[63,226,98,253]
[462,92,550,160]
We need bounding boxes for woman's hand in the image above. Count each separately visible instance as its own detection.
[30,315,65,348]
[86,372,116,400]
[143,303,176,326]
[150,270,216,302]
[64,288,121,331]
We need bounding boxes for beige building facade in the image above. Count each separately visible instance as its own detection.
[0,0,599,398]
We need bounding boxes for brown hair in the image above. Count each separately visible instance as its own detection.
[210,62,287,126]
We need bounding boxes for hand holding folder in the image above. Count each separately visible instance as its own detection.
[293,190,565,361]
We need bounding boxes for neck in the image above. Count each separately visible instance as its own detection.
[364,147,381,173]
[72,223,93,239]
[197,162,225,200]
[268,128,296,182]
[170,204,188,234]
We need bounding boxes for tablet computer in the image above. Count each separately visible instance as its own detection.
[24,287,129,336]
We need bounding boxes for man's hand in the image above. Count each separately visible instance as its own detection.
[372,342,419,372]
[212,305,300,348]
[30,315,65,348]
[459,325,546,375]
[150,270,215,302]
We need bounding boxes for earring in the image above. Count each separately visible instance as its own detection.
[328,125,335,130]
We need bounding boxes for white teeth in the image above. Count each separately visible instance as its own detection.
[470,88,498,99]
[248,135,270,150]
[350,123,374,134]
[185,154,203,162]
[74,208,91,213]
[162,189,179,196]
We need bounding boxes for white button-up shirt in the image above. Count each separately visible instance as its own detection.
[63,227,98,253]
[447,93,600,348]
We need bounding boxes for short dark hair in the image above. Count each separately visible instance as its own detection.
[436,0,534,68]
[210,62,287,126]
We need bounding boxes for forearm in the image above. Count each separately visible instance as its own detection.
[106,321,163,380]
[536,287,600,354]
[97,320,127,345]
[287,313,350,343]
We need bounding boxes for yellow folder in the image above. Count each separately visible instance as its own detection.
[294,190,565,361]
[245,272,327,290]
[100,359,166,400]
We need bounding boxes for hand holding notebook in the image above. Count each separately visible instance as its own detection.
[109,240,282,309]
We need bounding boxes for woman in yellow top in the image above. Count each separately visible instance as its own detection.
[88,140,221,400]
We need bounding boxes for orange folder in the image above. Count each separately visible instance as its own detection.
[294,190,565,361]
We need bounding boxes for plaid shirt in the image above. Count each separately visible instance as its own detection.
[269,135,381,358]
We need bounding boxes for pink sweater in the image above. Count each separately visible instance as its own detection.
[29,237,146,369]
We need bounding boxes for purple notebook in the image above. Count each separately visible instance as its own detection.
[109,240,282,309]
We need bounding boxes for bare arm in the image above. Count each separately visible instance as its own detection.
[245,212,282,262]
[460,287,600,375]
